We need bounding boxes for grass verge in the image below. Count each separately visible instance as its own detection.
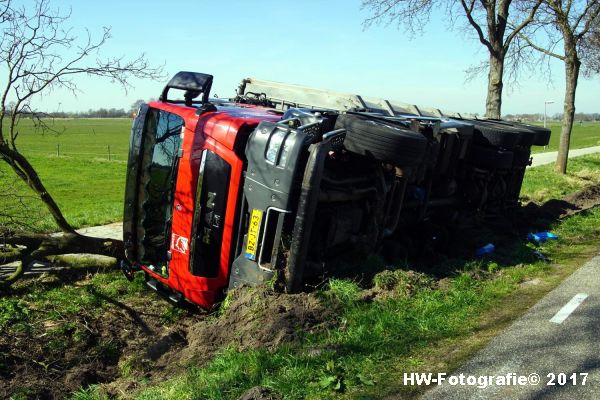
[0,269,187,400]
[521,153,600,202]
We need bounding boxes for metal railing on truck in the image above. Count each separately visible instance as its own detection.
[236,78,477,119]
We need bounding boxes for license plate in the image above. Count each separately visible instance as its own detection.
[245,209,263,260]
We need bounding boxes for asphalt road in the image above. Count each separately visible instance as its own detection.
[530,146,600,167]
[421,254,600,400]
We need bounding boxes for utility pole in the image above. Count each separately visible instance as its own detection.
[544,100,554,128]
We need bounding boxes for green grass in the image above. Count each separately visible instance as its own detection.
[0,118,131,231]
[0,270,149,356]
[0,270,146,325]
[520,153,600,202]
[531,121,600,153]
[6,118,132,160]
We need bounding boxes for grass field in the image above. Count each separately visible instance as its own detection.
[530,121,600,153]
[521,153,600,202]
[0,118,131,231]
[6,118,132,160]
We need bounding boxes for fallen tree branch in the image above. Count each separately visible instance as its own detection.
[0,231,124,288]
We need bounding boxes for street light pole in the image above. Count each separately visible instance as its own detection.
[544,100,554,128]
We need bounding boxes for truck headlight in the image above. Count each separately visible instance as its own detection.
[266,129,286,164]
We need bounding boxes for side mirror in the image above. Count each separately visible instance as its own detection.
[160,71,213,105]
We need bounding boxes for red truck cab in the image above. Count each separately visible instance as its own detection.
[122,72,282,308]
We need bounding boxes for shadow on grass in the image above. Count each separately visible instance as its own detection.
[2,264,118,297]
[87,286,155,335]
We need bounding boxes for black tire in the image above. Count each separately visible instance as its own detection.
[334,113,428,166]
[526,125,551,146]
[516,129,536,146]
[481,119,536,147]
[490,119,551,146]
[502,121,551,146]
[467,120,522,149]
[469,144,514,169]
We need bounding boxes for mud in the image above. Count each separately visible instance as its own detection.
[148,287,331,382]
[0,281,196,400]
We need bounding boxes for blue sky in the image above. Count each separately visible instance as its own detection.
[31,0,600,115]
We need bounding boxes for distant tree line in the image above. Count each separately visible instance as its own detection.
[48,108,130,118]
[7,99,149,119]
[503,112,600,122]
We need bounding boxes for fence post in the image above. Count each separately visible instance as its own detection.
[108,145,111,161]
[56,144,60,157]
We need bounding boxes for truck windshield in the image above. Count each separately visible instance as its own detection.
[138,109,184,267]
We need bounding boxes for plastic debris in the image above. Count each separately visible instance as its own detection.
[528,231,559,243]
[475,243,495,257]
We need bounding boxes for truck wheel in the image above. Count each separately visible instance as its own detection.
[529,126,551,146]
[469,120,522,149]
[501,121,551,146]
[479,119,537,147]
[469,144,514,169]
[334,113,428,166]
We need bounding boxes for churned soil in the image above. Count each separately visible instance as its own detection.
[0,280,330,399]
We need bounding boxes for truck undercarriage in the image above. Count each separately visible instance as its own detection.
[121,71,551,309]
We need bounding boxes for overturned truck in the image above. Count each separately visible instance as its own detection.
[120,71,551,308]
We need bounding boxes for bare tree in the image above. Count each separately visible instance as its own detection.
[361,0,543,118]
[0,0,163,287]
[518,0,600,174]
[580,10,600,75]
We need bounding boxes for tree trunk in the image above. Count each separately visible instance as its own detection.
[0,232,124,288]
[0,143,75,233]
[485,53,505,119]
[555,57,581,174]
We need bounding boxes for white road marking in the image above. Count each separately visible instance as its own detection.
[550,293,589,324]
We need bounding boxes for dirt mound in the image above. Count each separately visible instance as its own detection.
[564,183,600,212]
[154,287,331,372]
[535,183,600,220]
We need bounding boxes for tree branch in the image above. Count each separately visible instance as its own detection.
[504,0,544,51]
[517,32,565,60]
[460,0,493,51]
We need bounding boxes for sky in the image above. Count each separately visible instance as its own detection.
[25,0,600,116]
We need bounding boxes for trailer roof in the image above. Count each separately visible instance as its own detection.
[239,78,477,120]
